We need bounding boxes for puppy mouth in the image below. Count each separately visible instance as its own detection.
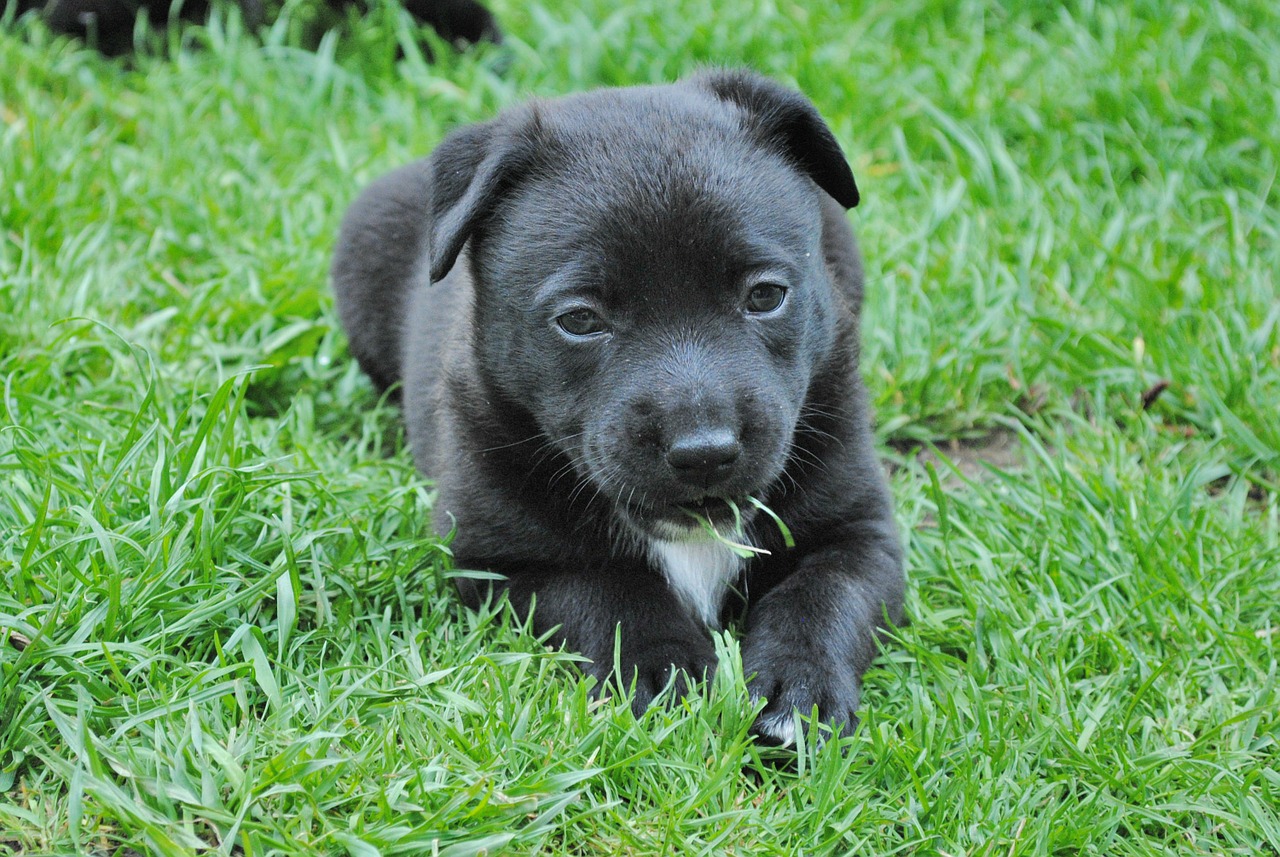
[627,494,758,539]
[678,495,739,522]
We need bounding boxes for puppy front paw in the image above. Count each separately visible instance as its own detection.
[742,646,860,746]
[616,635,718,716]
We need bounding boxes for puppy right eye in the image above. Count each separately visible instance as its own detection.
[556,308,609,338]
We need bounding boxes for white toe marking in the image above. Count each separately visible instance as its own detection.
[754,711,797,746]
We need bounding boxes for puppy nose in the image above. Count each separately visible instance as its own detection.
[666,428,742,486]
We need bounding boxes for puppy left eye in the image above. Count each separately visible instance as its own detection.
[744,283,787,314]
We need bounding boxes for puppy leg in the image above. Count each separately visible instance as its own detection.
[400,0,501,45]
[742,517,904,745]
[37,0,138,55]
[485,566,717,714]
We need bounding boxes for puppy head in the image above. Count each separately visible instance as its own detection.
[427,71,859,539]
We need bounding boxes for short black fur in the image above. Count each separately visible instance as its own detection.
[332,70,905,743]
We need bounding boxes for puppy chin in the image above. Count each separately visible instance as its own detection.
[645,517,721,542]
[618,496,762,543]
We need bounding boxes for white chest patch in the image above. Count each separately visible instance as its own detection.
[647,537,745,628]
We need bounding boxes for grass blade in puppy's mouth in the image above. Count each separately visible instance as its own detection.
[680,496,777,558]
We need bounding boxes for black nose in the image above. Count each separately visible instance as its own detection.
[666,428,742,486]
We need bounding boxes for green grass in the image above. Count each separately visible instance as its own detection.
[2,0,1278,853]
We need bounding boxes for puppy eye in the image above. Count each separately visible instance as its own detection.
[556,308,609,338]
[744,283,787,314]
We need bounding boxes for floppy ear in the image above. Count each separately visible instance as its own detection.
[693,69,860,209]
[426,114,535,282]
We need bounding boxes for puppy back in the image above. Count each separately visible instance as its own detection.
[331,159,434,393]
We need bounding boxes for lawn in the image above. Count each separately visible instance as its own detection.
[2,0,1278,853]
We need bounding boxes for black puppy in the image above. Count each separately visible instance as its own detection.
[332,70,905,743]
